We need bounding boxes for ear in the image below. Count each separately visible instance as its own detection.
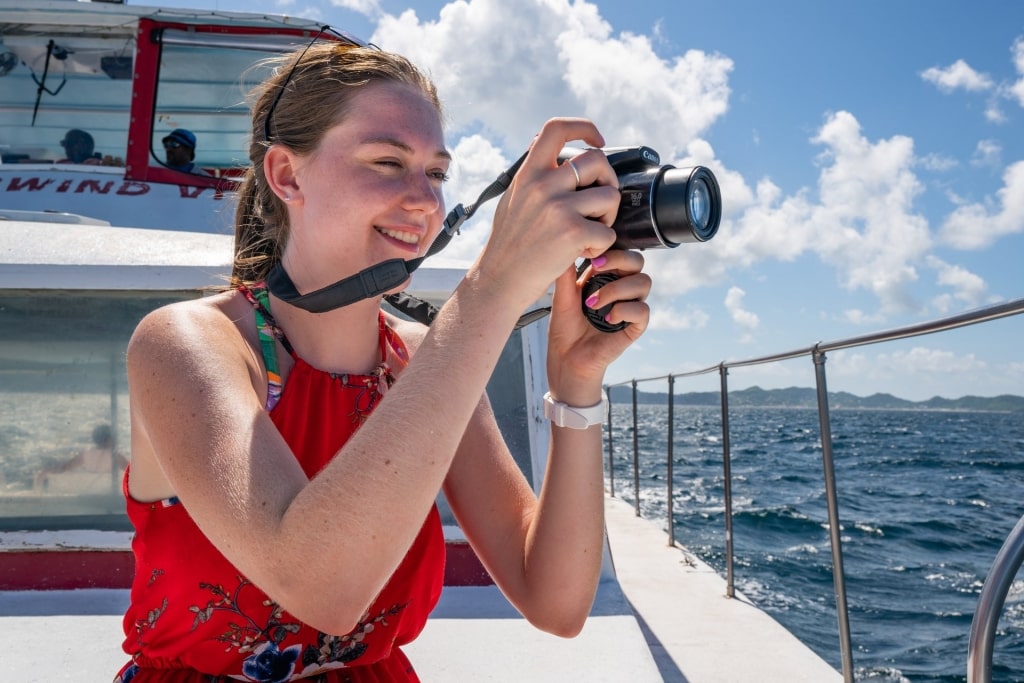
[263,145,302,204]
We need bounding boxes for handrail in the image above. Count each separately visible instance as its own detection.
[968,513,1024,682]
[607,297,1024,388]
[602,296,1024,683]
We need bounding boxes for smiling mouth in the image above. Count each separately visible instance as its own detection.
[376,226,420,247]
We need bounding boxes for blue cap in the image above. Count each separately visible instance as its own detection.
[162,128,196,150]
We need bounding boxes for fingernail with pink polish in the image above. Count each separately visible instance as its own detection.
[591,256,607,269]
[585,294,599,308]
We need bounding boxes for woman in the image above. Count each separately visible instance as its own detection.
[116,41,650,682]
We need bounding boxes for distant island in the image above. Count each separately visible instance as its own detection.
[605,385,1024,412]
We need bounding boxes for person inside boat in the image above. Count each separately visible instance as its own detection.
[161,127,211,175]
[116,40,651,683]
[34,423,127,493]
[57,129,102,165]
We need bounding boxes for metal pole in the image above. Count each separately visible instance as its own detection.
[813,348,854,682]
[667,374,675,547]
[605,385,615,498]
[631,379,640,517]
[968,512,1024,683]
[109,352,119,497]
[719,364,735,598]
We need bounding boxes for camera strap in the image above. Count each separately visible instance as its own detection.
[266,151,528,320]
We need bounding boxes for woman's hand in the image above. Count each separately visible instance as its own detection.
[473,118,621,312]
[545,249,651,405]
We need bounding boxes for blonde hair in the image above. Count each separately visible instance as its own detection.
[230,43,442,286]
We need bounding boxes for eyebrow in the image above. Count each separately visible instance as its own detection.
[360,135,452,161]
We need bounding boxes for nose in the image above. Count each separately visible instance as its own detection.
[402,172,443,214]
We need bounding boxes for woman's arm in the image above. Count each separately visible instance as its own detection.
[442,249,650,638]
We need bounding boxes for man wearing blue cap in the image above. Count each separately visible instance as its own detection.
[162,128,209,175]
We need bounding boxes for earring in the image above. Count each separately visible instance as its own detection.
[283,193,292,201]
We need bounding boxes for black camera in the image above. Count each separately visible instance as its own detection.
[561,146,722,332]
[560,146,721,250]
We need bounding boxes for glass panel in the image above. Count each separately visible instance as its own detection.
[150,41,281,175]
[0,290,198,530]
[0,37,132,165]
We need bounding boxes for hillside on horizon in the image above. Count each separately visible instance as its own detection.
[605,385,1024,412]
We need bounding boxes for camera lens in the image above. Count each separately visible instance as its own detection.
[653,166,721,245]
[690,178,711,232]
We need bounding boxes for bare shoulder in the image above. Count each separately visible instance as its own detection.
[383,310,428,355]
[128,290,258,379]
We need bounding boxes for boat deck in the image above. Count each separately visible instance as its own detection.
[0,496,840,681]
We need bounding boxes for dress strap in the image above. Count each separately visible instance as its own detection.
[238,283,290,411]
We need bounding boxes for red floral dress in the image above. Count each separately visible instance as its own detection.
[116,285,445,682]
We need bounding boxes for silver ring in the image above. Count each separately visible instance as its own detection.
[566,159,581,188]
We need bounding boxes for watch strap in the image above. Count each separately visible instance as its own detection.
[543,391,607,429]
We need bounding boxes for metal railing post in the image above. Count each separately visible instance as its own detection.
[632,379,640,516]
[968,512,1024,683]
[813,348,854,682]
[605,385,615,498]
[667,375,676,547]
[719,364,735,598]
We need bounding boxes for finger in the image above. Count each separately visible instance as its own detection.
[570,185,621,229]
[603,299,650,334]
[586,249,645,276]
[562,147,618,191]
[551,264,582,311]
[582,272,652,311]
[526,118,605,173]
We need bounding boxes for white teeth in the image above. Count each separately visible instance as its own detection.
[377,227,419,245]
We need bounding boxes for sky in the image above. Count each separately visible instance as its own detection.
[134,0,1024,400]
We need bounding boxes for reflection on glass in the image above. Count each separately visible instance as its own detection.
[0,291,196,530]
[150,42,280,175]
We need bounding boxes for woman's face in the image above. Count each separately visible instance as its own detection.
[282,80,450,294]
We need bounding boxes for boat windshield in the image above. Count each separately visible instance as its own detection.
[0,14,353,186]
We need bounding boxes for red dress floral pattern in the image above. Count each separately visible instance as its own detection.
[116,287,445,682]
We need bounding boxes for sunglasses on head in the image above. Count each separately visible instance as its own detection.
[263,26,372,144]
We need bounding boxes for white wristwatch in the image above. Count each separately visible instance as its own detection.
[543,391,607,429]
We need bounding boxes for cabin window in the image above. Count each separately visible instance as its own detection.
[0,290,198,531]
[140,26,285,183]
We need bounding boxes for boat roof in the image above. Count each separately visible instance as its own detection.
[0,0,349,36]
[0,217,468,298]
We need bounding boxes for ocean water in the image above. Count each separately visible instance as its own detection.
[605,403,1024,682]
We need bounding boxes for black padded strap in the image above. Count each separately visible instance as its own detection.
[266,257,421,313]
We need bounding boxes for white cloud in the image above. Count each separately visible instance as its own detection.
[925,255,987,308]
[842,308,884,326]
[328,0,381,17]
[372,0,732,155]
[971,139,1002,168]
[1009,37,1024,107]
[830,347,987,383]
[917,153,958,172]
[725,111,931,315]
[440,134,512,261]
[724,286,759,331]
[648,305,710,331]
[921,59,995,93]
[940,160,1024,249]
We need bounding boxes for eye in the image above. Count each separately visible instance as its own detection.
[429,169,451,183]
